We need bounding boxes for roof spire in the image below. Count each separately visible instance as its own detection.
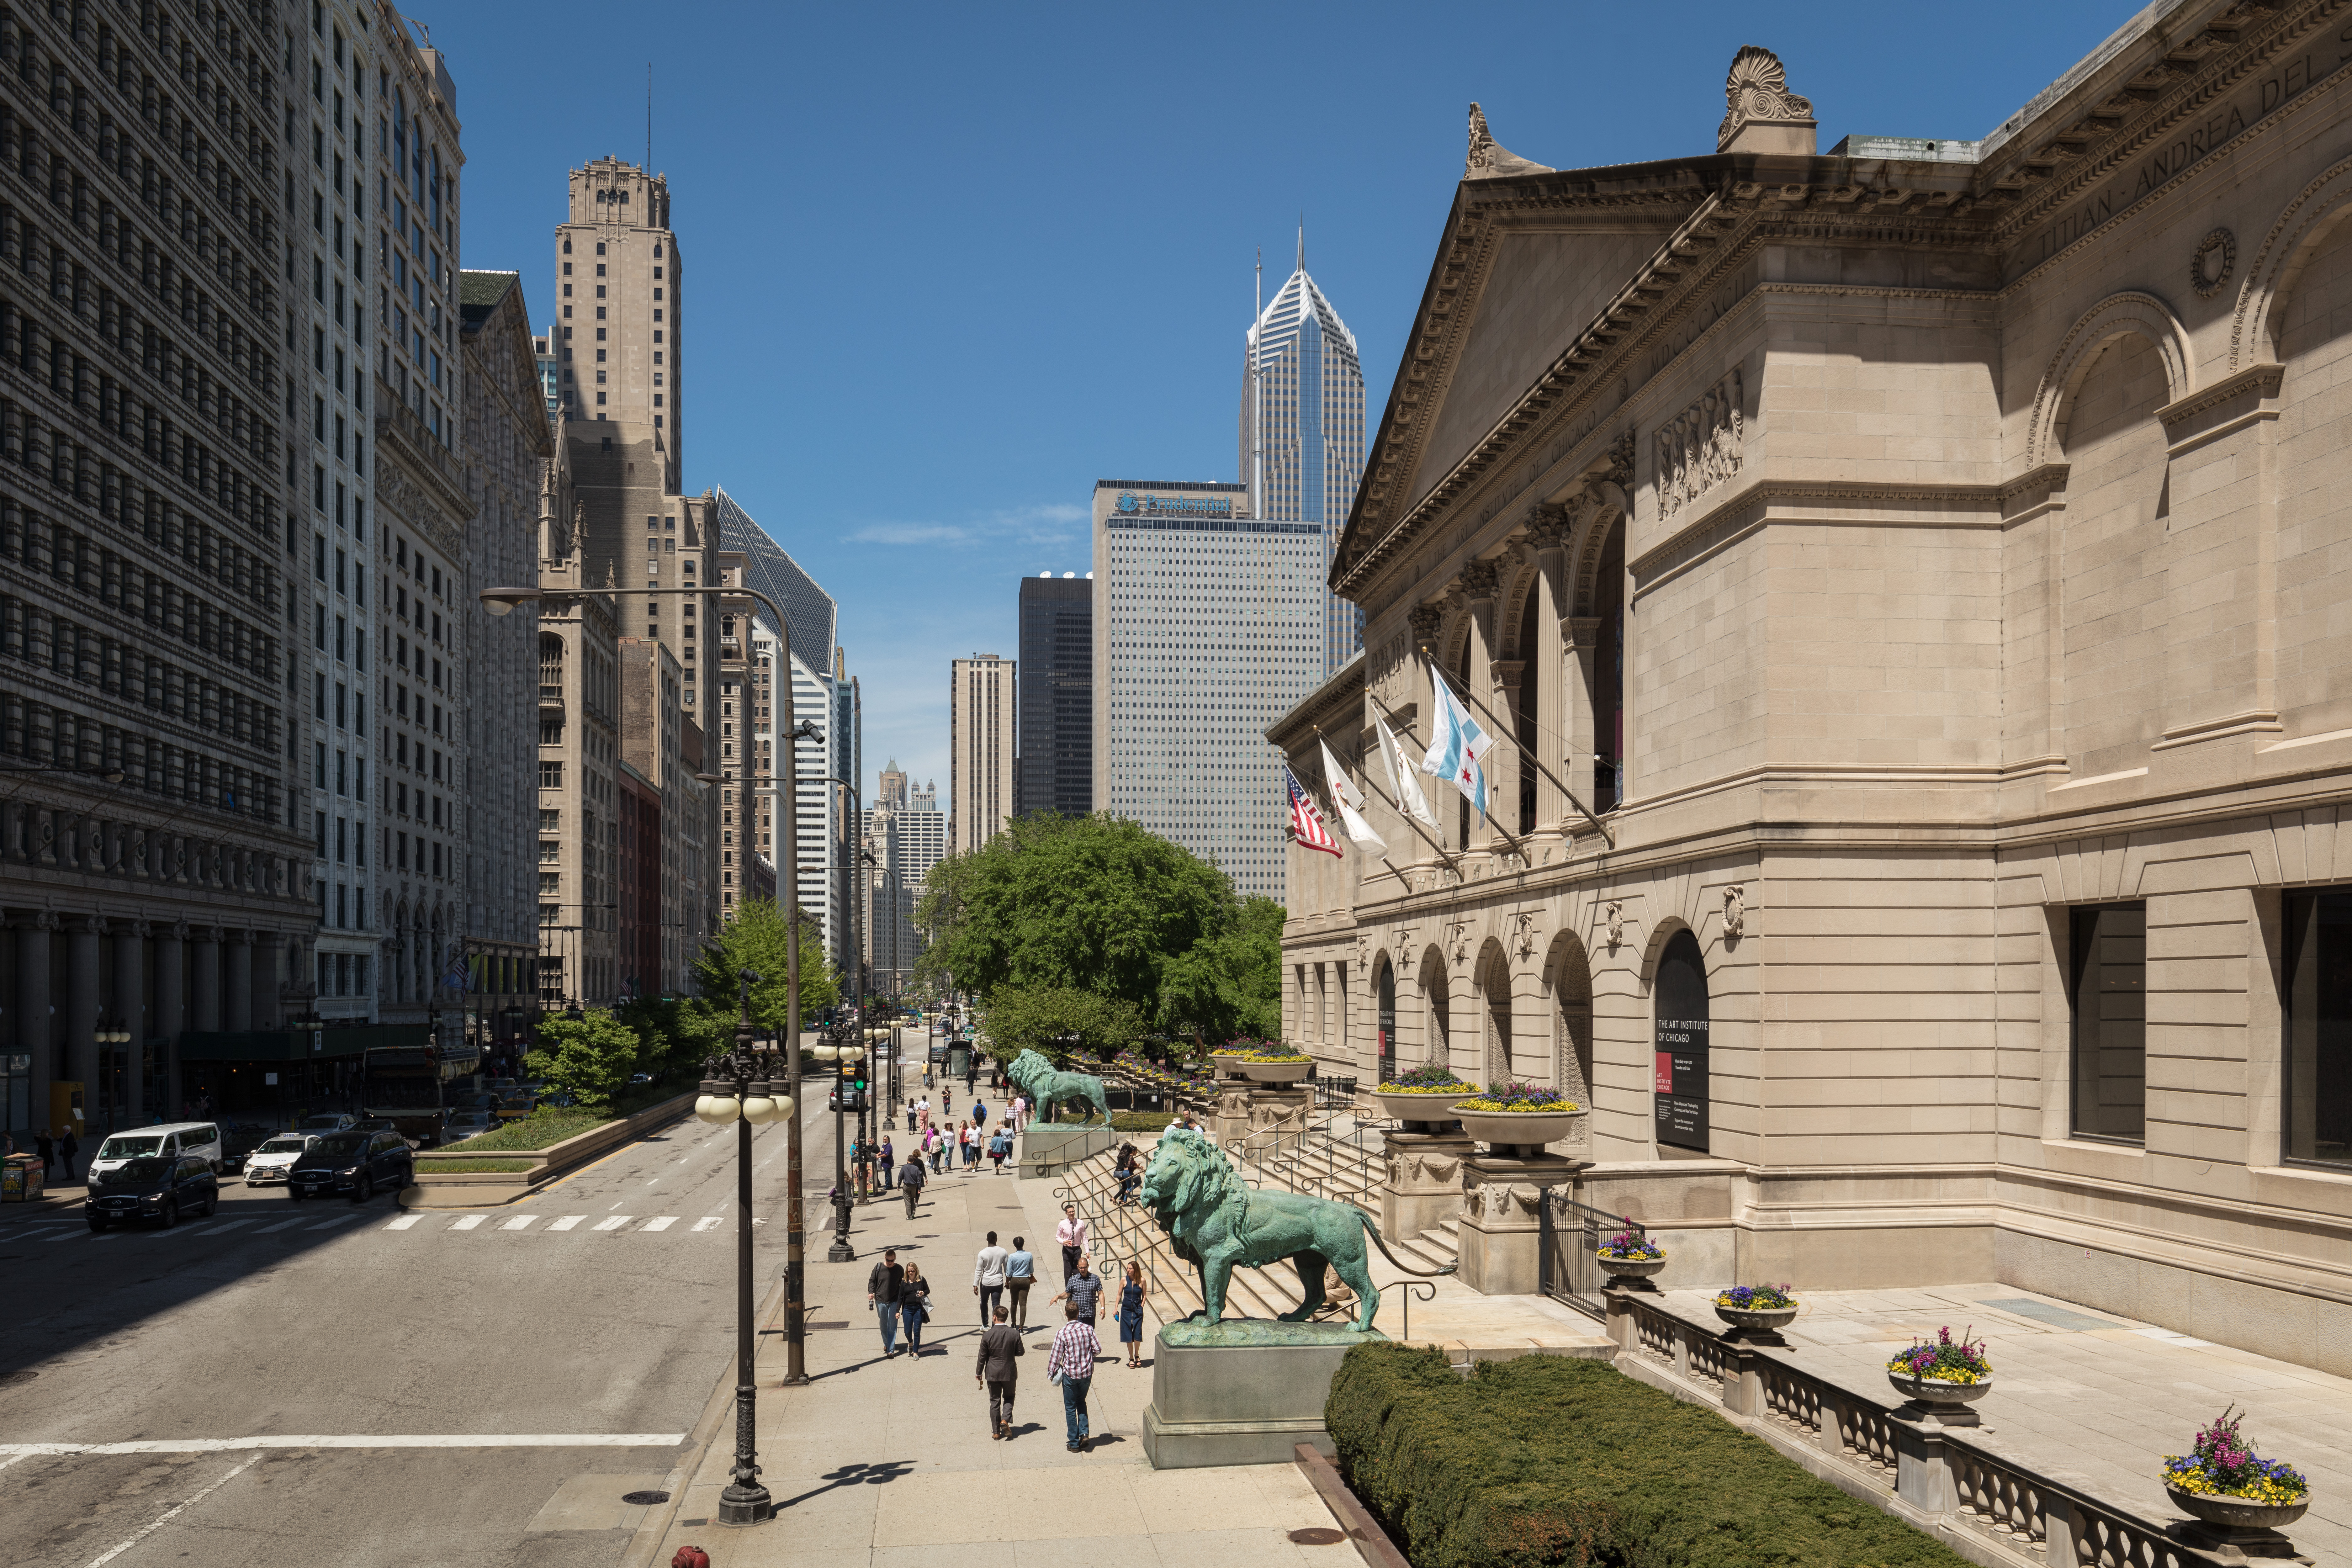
[1297,219,1305,275]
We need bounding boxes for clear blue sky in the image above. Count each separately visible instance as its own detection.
[433,0,2131,808]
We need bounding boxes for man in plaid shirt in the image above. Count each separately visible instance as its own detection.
[1045,1300,1102,1452]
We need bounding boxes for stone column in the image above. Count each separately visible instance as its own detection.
[1566,616,1602,813]
[155,922,185,1115]
[224,930,253,1031]
[66,917,101,1136]
[114,922,145,1124]
[192,927,222,1034]
[1528,505,1573,836]
[1456,559,1501,855]
[1402,603,1445,868]
[16,913,56,1130]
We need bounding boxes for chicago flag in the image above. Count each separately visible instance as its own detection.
[1420,668,1494,813]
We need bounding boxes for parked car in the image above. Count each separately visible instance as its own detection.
[440,1110,499,1143]
[287,1130,414,1203]
[88,1123,225,1182]
[493,1095,536,1122]
[241,1134,317,1187]
[87,1154,220,1230]
[294,1113,358,1136]
[627,1073,655,1087]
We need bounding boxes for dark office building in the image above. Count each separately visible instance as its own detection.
[1017,575,1093,818]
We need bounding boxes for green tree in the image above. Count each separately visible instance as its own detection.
[524,1009,641,1111]
[915,813,1241,1011]
[614,996,722,1083]
[978,984,1146,1068]
[1153,897,1284,1043]
[690,898,839,1036]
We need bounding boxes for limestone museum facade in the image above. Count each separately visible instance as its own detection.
[1272,1,2352,1369]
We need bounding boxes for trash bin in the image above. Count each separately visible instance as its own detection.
[2,1153,47,1202]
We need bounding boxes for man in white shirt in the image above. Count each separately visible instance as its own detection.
[1056,1204,1089,1282]
[973,1230,1009,1325]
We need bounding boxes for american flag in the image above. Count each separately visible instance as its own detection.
[1285,767,1344,859]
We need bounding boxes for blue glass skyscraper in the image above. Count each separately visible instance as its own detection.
[1241,234,1367,678]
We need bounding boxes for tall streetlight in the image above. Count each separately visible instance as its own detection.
[483,581,813,1417]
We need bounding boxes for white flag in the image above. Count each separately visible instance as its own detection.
[1377,715,1439,828]
[1320,739,1387,859]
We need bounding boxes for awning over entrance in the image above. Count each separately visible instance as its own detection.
[176,1024,430,1063]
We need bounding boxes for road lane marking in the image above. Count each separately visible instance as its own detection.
[591,1215,630,1231]
[501,1215,536,1230]
[449,1215,485,1231]
[305,1214,362,1229]
[80,1454,258,1567]
[251,1219,305,1234]
[49,1228,90,1241]
[549,1215,585,1231]
[691,1216,722,1232]
[8,1434,689,1459]
[641,1216,676,1232]
[180,1218,256,1237]
[384,1215,421,1230]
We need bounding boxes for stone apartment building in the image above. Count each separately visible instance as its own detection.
[0,0,317,1135]
[1274,0,2352,1370]
[531,484,621,1011]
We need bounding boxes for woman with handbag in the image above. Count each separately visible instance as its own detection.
[1116,1261,1148,1368]
[899,1263,933,1357]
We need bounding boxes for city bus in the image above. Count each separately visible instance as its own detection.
[359,1040,479,1146]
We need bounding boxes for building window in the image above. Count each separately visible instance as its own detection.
[2069,903,2147,1144]
[2285,888,2352,1170]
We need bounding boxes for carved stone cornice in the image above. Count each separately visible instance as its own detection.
[1406,604,1444,649]
[1527,504,1573,551]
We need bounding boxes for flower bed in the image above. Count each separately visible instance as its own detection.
[1716,1283,1796,1311]
[1887,1326,1990,1385]
[1453,1081,1581,1113]
[1596,1227,1661,1261]
[2163,1406,2309,1507]
[1377,1063,1476,1095]
[1327,1345,1974,1568]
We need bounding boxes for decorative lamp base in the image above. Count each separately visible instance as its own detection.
[715,1486,773,1526]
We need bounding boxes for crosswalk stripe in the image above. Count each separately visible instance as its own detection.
[640,1216,677,1232]
[251,1218,304,1234]
[385,1215,422,1230]
[691,1216,722,1232]
[306,1213,362,1230]
[501,1215,536,1231]
[449,1215,485,1231]
[549,1215,585,1231]
[592,1216,629,1231]
[48,1227,89,1241]
[180,1218,256,1237]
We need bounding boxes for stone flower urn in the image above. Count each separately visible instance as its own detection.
[1211,1054,1311,1084]
[1451,1105,1583,1154]
[1373,1089,1470,1128]
[1888,1370,1994,1424]
[2163,1485,2310,1534]
[1714,1301,1800,1335]
[1596,1251,1667,1289]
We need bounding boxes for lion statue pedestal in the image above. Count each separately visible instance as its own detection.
[1141,1319,1380,1469]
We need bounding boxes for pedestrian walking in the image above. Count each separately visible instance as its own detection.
[1113,1142,1141,1205]
[899,1263,932,1356]
[1052,1254,1104,1325]
[898,1149,927,1219]
[988,1125,1011,1174]
[878,1136,895,1189]
[1047,1301,1102,1452]
[1006,1236,1036,1330]
[34,1128,54,1181]
[976,1304,1023,1440]
[973,1231,1008,1324]
[867,1249,905,1358]
[58,1126,78,1182]
[1117,1261,1149,1367]
[928,1127,945,1175]
[961,1120,979,1171]
[973,1098,988,1131]
[1056,1203,1088,1281]
[905,1099,917,1135]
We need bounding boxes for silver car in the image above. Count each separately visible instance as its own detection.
[440,1110,500,1144]
[241,1134,316,1187]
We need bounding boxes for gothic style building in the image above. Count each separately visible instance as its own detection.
[1275,2,2352,1372]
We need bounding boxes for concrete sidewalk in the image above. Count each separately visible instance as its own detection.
[630,1158,1351,1566]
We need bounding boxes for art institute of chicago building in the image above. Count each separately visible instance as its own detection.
[1273,0,2352,1370]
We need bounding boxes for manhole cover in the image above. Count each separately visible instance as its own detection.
[1289,1527,1346,1545]
[620,1490,669,1506]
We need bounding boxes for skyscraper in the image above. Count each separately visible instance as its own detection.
[951,655,1016,855]
[1018,575,1093,818]
[1093,482,1322,903]
[1240,237,1367,677]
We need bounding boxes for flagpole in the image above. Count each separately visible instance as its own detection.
[1370,691,1531,859]
[1331,719,1464,875]
[1408,654,1616,849]
[1309,725,1420,892]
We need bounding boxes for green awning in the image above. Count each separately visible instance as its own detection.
[176,1024,429,1062]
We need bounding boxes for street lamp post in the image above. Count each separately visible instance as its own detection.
[691,969,787,1526]
[483,580,813,1392]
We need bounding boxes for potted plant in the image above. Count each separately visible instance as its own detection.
[1374,1062,1479,1128]
[1450,1081,1584,1154]
[1207,1041,1313,1084]
[2162,1406,2311,1533]
[1714,1282,1800,1336]
[1887,1327,1994,1421]
[1595,1227,1666,1288]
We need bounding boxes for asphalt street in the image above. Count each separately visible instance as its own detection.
[0,1041,905,1568]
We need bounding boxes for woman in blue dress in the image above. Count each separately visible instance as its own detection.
[1116,1261,1148,1367]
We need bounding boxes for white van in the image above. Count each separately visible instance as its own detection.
[88,1122,225,1179]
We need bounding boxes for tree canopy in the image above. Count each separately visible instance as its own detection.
[916,813,1283,1046]
[690,897,839,1031]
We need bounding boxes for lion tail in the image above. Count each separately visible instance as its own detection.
[1357,1207,1458,1277]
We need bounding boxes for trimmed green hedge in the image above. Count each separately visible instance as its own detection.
[1110,1111,1174,1134]
[1326,1345,1973,1568]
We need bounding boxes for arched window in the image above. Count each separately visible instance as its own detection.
[1480,940,1513,1087]
[1420,946,1450,1071]
[1375,956,1396,1084]
[1515,583,1540,834]
[1654,929,1709,1152]
[1592,517,1627,812]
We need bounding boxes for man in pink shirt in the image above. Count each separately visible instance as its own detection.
[1056,1203,1088,1283]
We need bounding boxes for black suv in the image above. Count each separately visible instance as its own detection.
[288,1130,413,1203]
[87,1154,220,1231]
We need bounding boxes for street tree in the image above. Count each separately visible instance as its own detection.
[691,897,839,1036]
[977,984,1146,1068]
[524,1009,642,1111]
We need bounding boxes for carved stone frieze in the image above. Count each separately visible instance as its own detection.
[1457,558,1501,602]
[1655,370,1744,523]
[1527,503,1573,550]
[1724,883,1746,939]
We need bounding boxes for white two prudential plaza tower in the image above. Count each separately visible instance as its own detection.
[1241,236,1367,676]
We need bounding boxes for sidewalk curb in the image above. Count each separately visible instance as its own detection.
[620,1271,788,1568]
[1293,1442,1412,1568]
